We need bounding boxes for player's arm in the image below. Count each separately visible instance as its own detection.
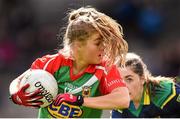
[82,65,130,109]
[52,65,130,109]
[53,86,129,110]
[9,69,30,95]
[9,69,43,108]
[9,54,60,108]
[83,86,130,109]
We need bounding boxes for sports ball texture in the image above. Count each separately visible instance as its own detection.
[19,69,58,107]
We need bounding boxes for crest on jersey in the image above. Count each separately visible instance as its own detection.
[82,86,91,97]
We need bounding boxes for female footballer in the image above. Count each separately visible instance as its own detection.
[112,53,180,118]
[9,6,130,118]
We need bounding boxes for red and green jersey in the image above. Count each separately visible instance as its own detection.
[31,53,125,118]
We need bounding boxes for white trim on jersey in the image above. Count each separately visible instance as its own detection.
[43,57,55,70]
[69,65,108,94]
[69,75,99,94]
[95,66,107,75]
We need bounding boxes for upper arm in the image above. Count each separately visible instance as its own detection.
[111,86,130,108]
[31,54,62,74]
[9,69,30,95]
[99,65,126,95]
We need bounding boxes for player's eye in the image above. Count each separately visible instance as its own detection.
[125,77,133,83]
[95,40,101,46]
[96,42,101,46]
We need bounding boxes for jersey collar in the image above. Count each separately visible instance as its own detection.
[143,84,150,105]
[69,59,102,73]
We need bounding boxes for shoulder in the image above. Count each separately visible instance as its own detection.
[31,53,62,66]
[94,64,120,79]
[31,53,69,74]
[150,80,176,109]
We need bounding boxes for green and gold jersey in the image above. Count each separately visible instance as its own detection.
[112,80,180,118]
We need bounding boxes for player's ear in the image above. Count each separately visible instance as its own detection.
[73,41,82,48]
[71,41,84,54]
[76,40,87,50]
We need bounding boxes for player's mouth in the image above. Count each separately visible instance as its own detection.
[98,54,102,58]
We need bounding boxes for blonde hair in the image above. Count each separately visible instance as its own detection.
[59,6,128,66]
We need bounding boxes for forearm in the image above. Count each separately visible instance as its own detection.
[83,87,130,109]
[9,69,30,95]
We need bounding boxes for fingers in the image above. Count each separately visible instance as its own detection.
[27,89,42,97]
[53,94,62,105]
[54,97,64,106]
[26,101,43,107]
[21,83,30,91]
[26,95,43,102]
[26,89,43,102]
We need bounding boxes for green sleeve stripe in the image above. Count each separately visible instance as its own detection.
[161,82,176,109]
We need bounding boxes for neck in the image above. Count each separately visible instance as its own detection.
[72,59,88,75]
[133,87,144,109]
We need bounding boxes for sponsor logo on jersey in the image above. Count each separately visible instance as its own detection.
[47,101,83,118]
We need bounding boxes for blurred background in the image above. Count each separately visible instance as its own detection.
[1,0,180,117]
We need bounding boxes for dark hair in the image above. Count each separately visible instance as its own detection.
[125,59,144,77]
[121,53,175,96]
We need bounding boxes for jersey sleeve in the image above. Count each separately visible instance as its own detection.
[31,54,63,74]
[161,83,180,117]
[99,65,126,95]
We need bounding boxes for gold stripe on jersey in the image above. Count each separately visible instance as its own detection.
[161,82,176,109]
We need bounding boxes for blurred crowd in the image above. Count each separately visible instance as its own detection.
[0,0,180,117]
[99,0,180,78]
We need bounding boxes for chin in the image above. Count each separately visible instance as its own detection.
[96,60,101,64]
[129,95,133,100]
[94,62,100,65]
[93,61,101,65]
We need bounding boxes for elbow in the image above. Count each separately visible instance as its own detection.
[116,96,130,109]
[114,87,130,109]
[122,97,130,108]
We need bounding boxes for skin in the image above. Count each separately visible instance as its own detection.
[83,87,130,109]
[10,31,130,110]
[119,66,145,109]
[71,31,130,109]
[72,32,104,75]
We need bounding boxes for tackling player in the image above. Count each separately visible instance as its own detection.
[9,6,130,118]
[112,53,180,118]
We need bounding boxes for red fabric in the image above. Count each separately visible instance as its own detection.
[31,54,63,74]
[31,53,126,95]
[99,65,126,95]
